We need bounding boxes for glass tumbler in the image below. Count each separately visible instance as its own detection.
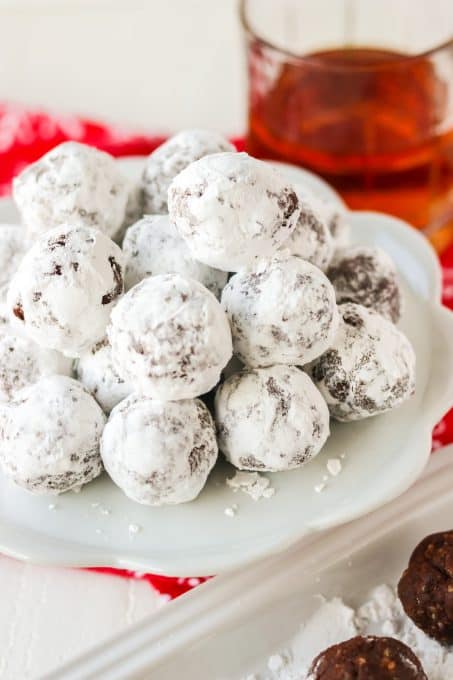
[240,0,453,251]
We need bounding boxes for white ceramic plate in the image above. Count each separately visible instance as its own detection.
[0,160,452,577]
[50,445,453,680]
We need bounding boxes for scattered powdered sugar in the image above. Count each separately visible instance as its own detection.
[226,471,275,501]
[268,655,286,672]
[313,456,345,494]
[247,585,453,679]
[326,458,342,477]
[47,503,57,511]
[224,504,238,518]
[128,523,142,535]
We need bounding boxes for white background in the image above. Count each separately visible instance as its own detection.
[0,0,245,135]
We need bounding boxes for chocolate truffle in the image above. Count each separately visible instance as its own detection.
[0,375,105,494]
[13,141,129,240]
[142,129,235,214]
[0,332,72,402]
[122,215,227,297]
[398,531,453,646]
[76,338,132,414]
[168,152,300,271]
[308,635,427,679]
[7,224,124,358]
[221,256,339,367]
[108,273,232,400]
[327,246,402,323]
[101,394,218,505]
[308,303,416,421]
[215,364,329,472]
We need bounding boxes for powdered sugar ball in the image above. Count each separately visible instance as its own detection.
[7,225,125,358]
[142,129,235,214]
[222,256,339,367]
[0,332,72,402]
[108,274,232,400]
[0,225,30,302]
[13,142,129,240]
[0,304,12,333]
[123,180,144,230]
[101,394,218,505]
[76,338,132,414]
[122,215,227,298]
[308,303,416,422]
[327,246,402,323]
[0,375,105,494]
[215,365,329,472]
[168,152,301,271]
[321,201,350,250]
[115,180,144,245]
[280,191,334,270]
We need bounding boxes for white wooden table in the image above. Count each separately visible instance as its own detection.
[0,556,163,678]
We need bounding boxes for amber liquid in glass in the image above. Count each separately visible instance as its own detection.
[247,47,453,250]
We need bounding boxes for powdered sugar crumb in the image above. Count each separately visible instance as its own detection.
[227,471,275,501]
[326,458,342,477]
[255,584,453,679]
[224,504,238,518]
[268,654,286,671]
[314,483,326,494]
[128,523,141,535]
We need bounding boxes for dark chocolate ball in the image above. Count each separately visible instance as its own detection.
[308,635,427,679]
[398,530,453,645]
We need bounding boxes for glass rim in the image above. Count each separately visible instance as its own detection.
[239,0,453,69]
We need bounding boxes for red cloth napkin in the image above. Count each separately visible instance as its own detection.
[0,103,452,599]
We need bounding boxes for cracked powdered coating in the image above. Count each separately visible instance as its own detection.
[142,129,235,214]
[101,394,218,505]
[327,246,402,323]
[0,331,72,402]
[122,214,227,298]
[280,190,334,271]
[215,365,329,472]
[7,224,125,358]
[76,337,132,414]
[168,152,301,272]
[0,375,105,494]
[222,256,339,367]
[308,303,416,422]
[108,273,232,400]
[321,201,350,251]
[13,141,129,240]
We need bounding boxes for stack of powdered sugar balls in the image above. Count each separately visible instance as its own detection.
[0,130,416,507]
